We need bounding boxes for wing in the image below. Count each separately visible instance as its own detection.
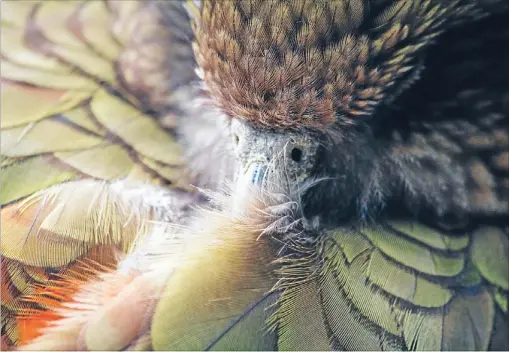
[16,188,508,351]
[12,1,509,351]
[16,187,283,351]
[0,0,200,347]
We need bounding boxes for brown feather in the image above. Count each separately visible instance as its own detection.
[190,0,497,130]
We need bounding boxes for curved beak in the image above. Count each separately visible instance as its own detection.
[232,157,268,215]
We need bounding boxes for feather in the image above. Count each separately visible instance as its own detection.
[273,280,331,351]
[0,156,79,205]
[441,290,495,350]
[151,191,280,351]
[361,225,465,277]
[75,1,123,61]
[18,187,285,350]
[89,90,185,167]
[0,1,203,344]
[13,177,508,350]
[1,117,103,157]
[2,0,508,350]
[0,61,97,90]
[8,180,195,349]
[0,85,91,129]
[54,144,135,180]
[471,226,509,290]
[190,0,491,130]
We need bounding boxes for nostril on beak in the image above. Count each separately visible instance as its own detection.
[232,132,240,147]
[236,156,269,195]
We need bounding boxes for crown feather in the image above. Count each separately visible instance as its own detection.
[191,0,486,130]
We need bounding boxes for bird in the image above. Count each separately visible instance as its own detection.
[2,0,509,350]
[187,1,509,349]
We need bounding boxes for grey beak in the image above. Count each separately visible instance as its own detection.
[232,158,269,215]
[246,162,268,186]
[237,156,269,186]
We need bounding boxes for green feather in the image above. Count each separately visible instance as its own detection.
[361,225,465,277]
[89,90,185,166]
[320,235,402,336]
[403,311,443,351]
[366,249,453,307]
[208,292,278,351]
[319,260,385,350]
[471,227,509,290]
[55,144,135,180]
[494,289,508,313]
[1,118,102,157]
[0,156,78,205]
[275,280,331,351]
[151,221,278,351]
[388,221,469,251]
[441,290,495,350]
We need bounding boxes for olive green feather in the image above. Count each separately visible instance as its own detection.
[151,217,279,351]
[0,0,193,347]
[1,0,508,351]
[150,220,507,351]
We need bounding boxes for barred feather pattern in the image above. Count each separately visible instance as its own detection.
[0,0,216,348]
[16,179,508,350]
[2,0,508,350]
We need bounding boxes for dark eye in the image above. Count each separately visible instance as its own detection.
[291,147,303,162]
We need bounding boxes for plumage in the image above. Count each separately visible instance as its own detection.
[190,0,508,350]
[191,0,508,130]
[0,0,230,348]
[15,180,509,351]
[1,0,508,351]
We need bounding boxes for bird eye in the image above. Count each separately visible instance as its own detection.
[291,147,303,162]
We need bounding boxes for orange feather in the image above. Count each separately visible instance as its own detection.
[15,246,120,346]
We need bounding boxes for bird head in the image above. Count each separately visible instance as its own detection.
[189,0,476,218]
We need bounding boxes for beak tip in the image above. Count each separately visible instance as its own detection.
[238,161,268,187]
[232,160,268,215]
